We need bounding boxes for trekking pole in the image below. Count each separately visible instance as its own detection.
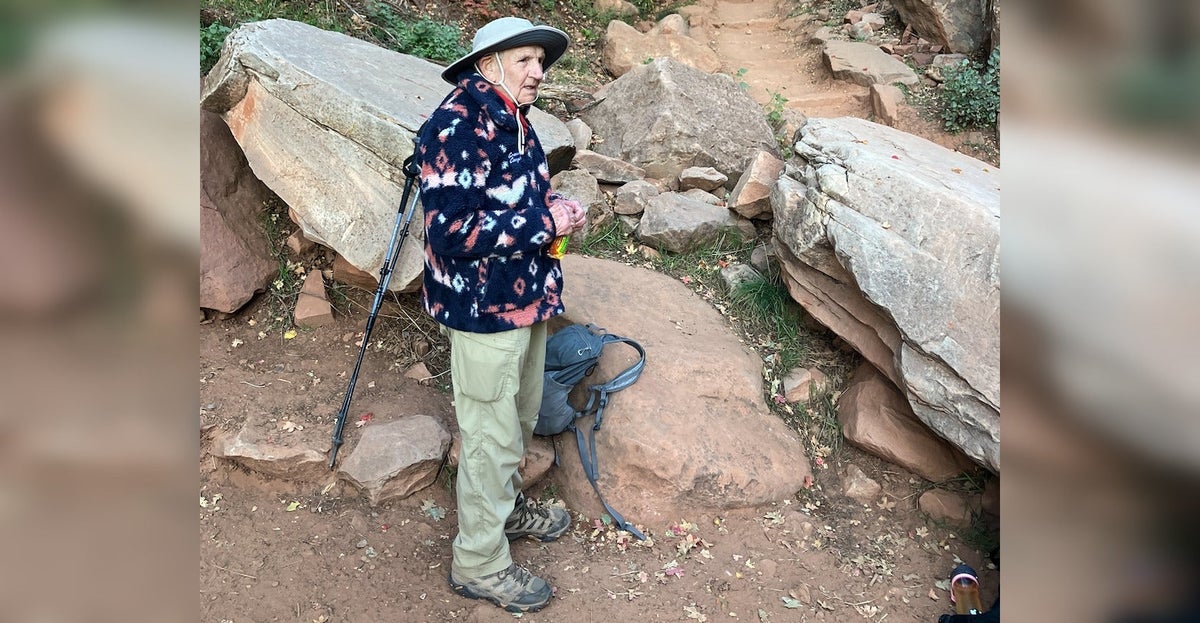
[328,154,421,469]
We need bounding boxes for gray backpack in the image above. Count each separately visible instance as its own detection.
[536,323,646,539]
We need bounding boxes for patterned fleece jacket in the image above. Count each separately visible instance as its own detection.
[415,74,566,334]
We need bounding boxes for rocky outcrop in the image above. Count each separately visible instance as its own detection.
[201,19,573,294]
[582,58,777,186]
[200,110,274,313]
[550,255,813,525]
[773,117,999,471]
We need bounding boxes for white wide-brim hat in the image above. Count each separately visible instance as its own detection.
[441,17,570,85]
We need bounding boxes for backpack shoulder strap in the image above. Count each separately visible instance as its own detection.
[566,328,648,540]
[592,335,645,394]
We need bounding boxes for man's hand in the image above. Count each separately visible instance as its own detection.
[549,197,586,236]
[565,199,587,233]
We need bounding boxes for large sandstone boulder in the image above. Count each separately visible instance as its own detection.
[200,110,275,313]
[602,18,721,78]
[772,117,999,471]
[201,19,573,293]
[549,255,812,526]
[582,58,777,186]
[891,0,993,55]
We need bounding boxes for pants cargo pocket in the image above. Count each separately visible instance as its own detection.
[450,329,522,403]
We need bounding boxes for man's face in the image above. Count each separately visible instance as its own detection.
[482,45,546,105]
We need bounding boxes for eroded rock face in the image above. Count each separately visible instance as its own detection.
[773,117,999,472]
[548,255,813,526]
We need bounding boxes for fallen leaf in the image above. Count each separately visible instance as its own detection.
[283,329,297,340]
[802,475,814,489]
[935,579,951,591]
[231,338,244,348]
[781,596,802,609]
[891,155,900,160]
[928,588,939,601]
[951,167,963,174]
[200,495,210,508]
[680,276,693,285]
[286,501,301,512]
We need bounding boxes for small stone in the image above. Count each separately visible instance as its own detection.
[843,464,883,503]
[405,362,433,384]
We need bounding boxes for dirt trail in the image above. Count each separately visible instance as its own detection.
[681,0,999,163]
[695,0,869,119]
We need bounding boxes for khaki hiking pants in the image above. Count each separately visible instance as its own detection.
[444,322,547,578]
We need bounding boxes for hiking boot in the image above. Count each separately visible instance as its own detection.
[505,493,571,542]
[448,563,552,613]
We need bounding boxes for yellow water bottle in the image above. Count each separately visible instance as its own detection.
[548,235,569,259]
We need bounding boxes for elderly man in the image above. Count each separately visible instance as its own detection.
[414,17,587,613]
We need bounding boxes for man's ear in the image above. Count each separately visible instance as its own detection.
[476,54,498,81]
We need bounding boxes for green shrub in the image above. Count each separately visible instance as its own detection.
[940,48,1000,132]
[389,18,467,63]
[201,22,232,73]
[364,2,466,63]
